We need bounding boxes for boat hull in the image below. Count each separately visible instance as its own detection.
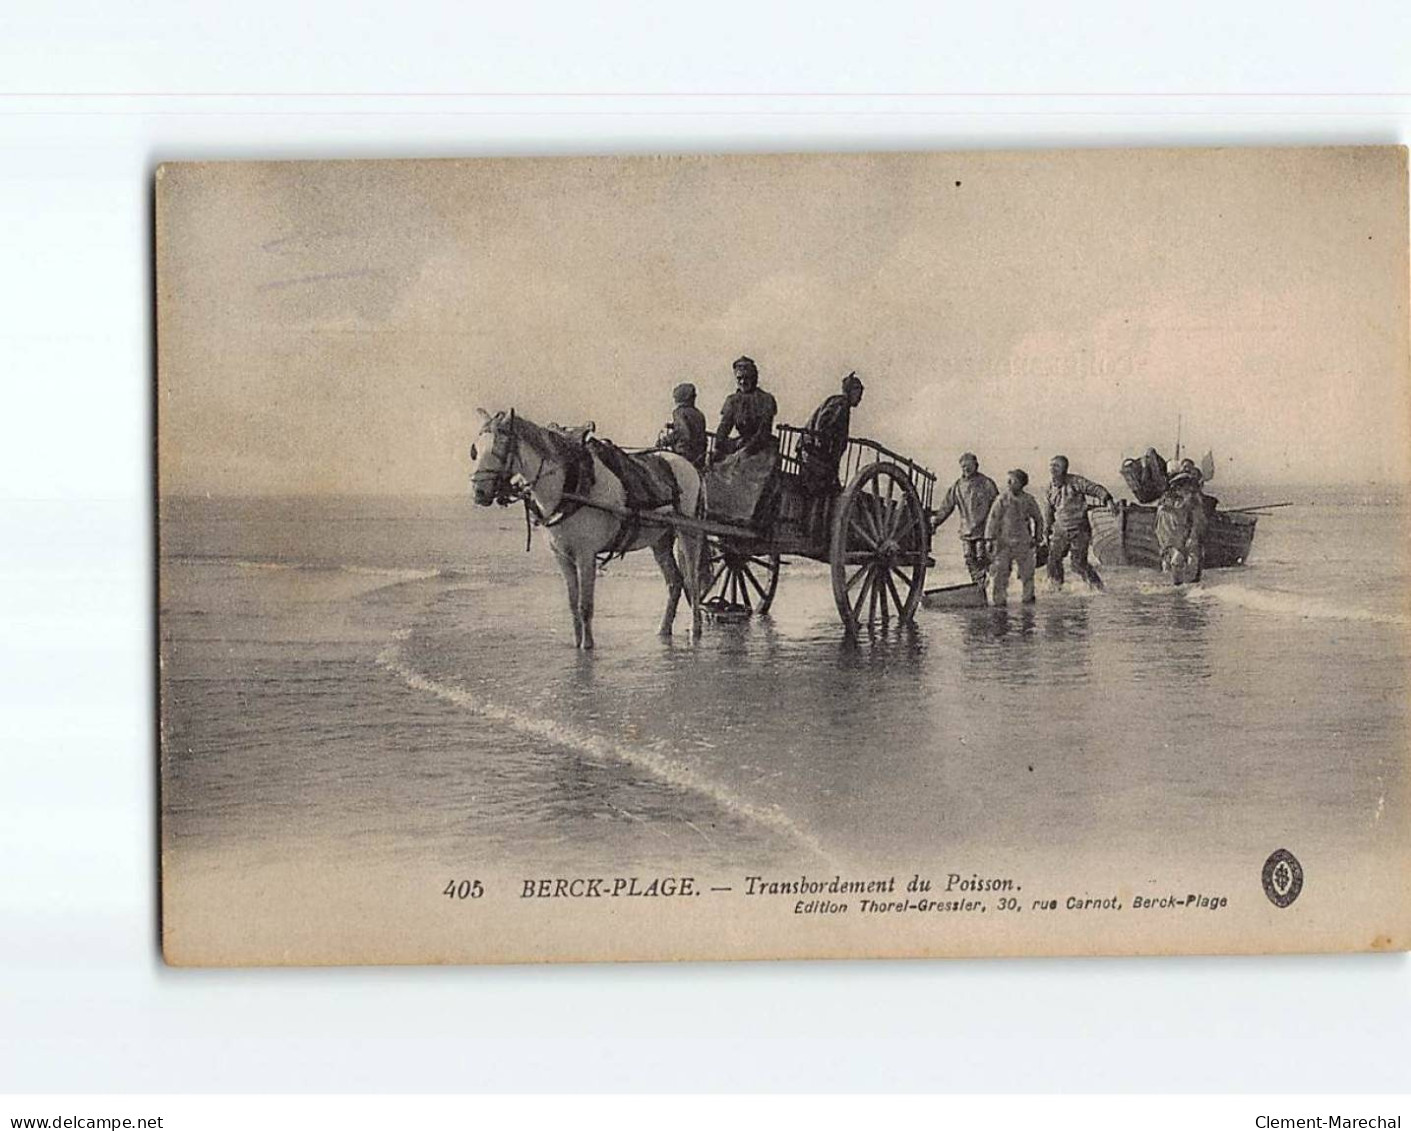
[1089,503,1256,570]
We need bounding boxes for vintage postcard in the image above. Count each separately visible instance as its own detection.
[157,147,1410,965]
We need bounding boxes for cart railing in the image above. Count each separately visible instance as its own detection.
[774,424,937,512]
[693,426,935,512]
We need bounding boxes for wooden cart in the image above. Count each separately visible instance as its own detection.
[695,425,938,633]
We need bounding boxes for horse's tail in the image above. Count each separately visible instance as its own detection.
[653,450,704,521]
[689,460,706,522]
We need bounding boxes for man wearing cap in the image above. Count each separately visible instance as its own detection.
[1043,455,1115,590]
[798,372,865,539]
[657,382,707,470]
[984,468,1045,606]
[714,356,778,459]
[932,452,1000,592]
[1155,460,1209,585]
[800,373,864,489]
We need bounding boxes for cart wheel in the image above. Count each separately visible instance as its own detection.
[830,461,929,631]
[701,536,780,617]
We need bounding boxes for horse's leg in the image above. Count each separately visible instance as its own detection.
[653,533,684,637]
[553,547,583,647]
[675,528,703,638]
[576,554,597,650]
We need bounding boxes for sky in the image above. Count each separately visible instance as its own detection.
[156,147,1410,495]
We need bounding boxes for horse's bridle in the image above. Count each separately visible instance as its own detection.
[472,409,524,507]
[473,408,559,525]
[472,410,573,552]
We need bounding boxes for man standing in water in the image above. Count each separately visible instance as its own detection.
[932,452,1000,594]
[1155,460,1209,585]
[1043,454,1116,590]
[984,468,1045,606]
[714,356,778,459]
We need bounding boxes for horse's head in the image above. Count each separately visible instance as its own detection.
[469,408,521,507]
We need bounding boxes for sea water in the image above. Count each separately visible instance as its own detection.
[159,489,1409,903]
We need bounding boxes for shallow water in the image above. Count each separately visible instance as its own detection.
[159,489,1410,885]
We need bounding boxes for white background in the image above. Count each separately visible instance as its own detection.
[1,0,1409,1094]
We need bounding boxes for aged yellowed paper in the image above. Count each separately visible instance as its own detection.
[157,147,1411,965]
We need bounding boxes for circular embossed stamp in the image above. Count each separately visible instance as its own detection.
[1262,848,1304,908]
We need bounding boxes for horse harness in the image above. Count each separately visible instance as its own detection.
[474,411,590,550]
[590,440,683,561]
[476,411,676,557]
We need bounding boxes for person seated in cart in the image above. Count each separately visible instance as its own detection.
[1155,460,1209,585]
[656,382,707,470]
[984,469,1046,607]
[713,356,778,460]
[798,372,865,538]
[799,372,865,488]
[705,357,780,525]
[932,451,1000,593]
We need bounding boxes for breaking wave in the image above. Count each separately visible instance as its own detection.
[376,637,834,863]
[1188,582,1409,627]
[167,555,461,590]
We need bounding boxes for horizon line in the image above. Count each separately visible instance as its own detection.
[159,480,1411,500]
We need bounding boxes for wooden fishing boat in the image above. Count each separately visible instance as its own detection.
[1090,501,1257,569]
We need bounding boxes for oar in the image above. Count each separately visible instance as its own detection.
[1223,502,1294,514]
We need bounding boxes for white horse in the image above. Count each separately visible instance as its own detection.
[469,408,705,649]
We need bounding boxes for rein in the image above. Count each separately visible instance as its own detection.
[471,409,522,507]
[473,409,570,552]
